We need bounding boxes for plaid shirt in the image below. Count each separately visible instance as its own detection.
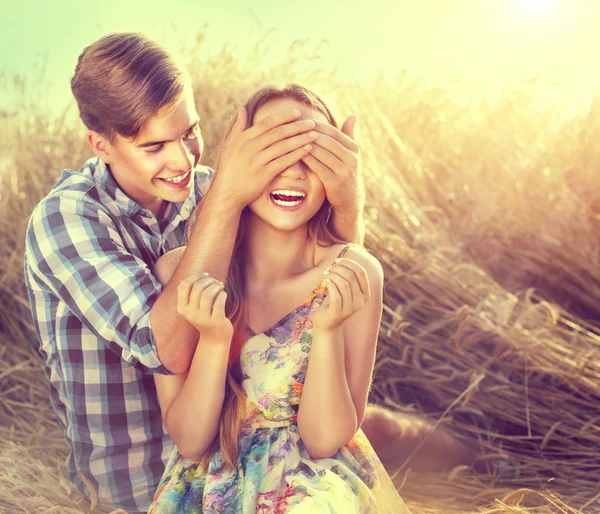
[24,157,213,512]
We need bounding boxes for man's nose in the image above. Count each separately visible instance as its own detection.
[169,140,193,171]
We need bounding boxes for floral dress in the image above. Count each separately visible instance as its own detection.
[149,249,411,513]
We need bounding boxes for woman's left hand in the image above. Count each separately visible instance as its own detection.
[301,116,365,224]
[312,258,372,332]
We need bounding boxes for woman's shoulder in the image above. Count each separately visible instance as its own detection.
[342,244,384,285]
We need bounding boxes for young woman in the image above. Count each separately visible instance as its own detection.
[148,84,410,513]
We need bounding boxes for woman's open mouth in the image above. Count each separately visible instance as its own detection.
[270,189,306,211]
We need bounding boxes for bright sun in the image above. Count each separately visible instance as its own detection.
[522,0,551,9]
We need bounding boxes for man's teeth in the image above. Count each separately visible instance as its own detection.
[163,172,189,184]
[270,190,306,207]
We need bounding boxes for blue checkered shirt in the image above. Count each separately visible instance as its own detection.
[24,158,213,512]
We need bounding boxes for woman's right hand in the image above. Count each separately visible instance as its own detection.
[210,107,318,208]
[177,274,233,343]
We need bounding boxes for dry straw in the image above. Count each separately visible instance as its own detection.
[1,33,599,513]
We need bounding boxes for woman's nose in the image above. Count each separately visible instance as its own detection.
[279,161,307,179]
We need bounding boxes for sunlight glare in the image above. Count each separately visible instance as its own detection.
[522,0,551,9]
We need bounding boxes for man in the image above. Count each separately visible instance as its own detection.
[24,33,366,512]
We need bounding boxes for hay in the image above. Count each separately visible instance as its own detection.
[1,32,599,513]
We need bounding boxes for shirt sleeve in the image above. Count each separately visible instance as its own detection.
[26,192,172,374]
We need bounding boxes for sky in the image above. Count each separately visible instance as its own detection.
[2,0,600,114]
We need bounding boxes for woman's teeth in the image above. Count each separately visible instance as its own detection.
[163,172,189,184]
[270,190,306,207]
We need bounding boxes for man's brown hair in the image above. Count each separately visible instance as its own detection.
[71,32,190,143]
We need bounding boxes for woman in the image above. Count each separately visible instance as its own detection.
[148,84,410,513]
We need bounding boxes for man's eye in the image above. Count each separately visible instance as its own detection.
[146,144,164,154]
[184,125,201,140]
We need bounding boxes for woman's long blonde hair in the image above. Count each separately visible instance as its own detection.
[192,84,346,470]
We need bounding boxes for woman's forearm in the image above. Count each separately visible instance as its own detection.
[163,338,231,460]
[297,326,358,458]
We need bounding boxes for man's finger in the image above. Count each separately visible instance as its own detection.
[313,120,359,152]
[311,133,357,168]
[301,154,335,185]
[223,108,247,146]
[245,108,302,140]
[309,145,347,176]
[253,118,316,150]
[341,114,357,139]
[264,145,313,179]
[259,131,318,167]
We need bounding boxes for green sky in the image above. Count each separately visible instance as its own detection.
[2,0,600,113]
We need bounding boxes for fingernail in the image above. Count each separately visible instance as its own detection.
[202,272,209,276]
[303,144,312,151]
[292,109,301,117]
[324,270,330,275]
[309,131,318,139]
[334,258,342,263]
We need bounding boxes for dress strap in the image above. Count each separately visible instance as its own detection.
[335,243,351,261]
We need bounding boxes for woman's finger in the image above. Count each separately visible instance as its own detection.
[212,290,228,319]
[325,277,342,313]
[189,277,219,311]
[178,273,208,312]
[327,265,362,311]
[332,258,371,301]
[326,273,353,315]
[199,282,225,318]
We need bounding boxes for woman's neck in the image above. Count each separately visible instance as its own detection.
[244,215,314,285]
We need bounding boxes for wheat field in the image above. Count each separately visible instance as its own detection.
[1,34,599,513]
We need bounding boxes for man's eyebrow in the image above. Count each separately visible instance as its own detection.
[137,120,200,148]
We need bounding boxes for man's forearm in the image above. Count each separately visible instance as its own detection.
[151,190,242,373]
[331,210,364,245]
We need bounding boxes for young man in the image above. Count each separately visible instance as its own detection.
[24,33,366,512]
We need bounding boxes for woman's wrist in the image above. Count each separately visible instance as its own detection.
[312,324,343,340]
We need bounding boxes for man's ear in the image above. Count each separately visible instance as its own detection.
[87,130,115,164]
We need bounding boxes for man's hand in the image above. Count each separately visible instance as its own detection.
[301,115,365,231]
[209,108,319,210]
